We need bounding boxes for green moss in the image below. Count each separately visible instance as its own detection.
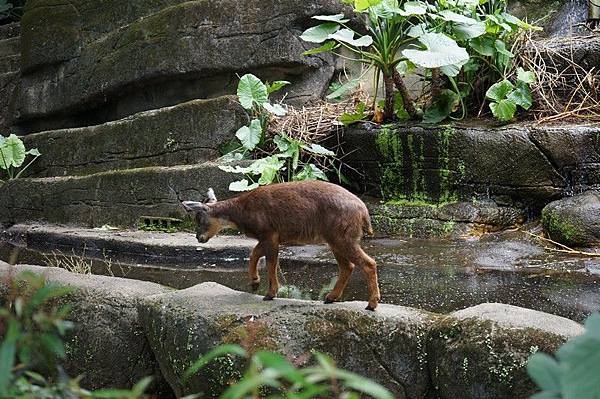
[376,125,459,204]
[542,208,584,245]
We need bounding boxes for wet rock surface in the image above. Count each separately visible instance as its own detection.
[542,191,600,247]
[2,224,599,323]
[0,262,173,396]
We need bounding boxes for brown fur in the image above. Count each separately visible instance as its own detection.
[188,181,380,310]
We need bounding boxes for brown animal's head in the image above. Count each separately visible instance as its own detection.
[182,188,220,243]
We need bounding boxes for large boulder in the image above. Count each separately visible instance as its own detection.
[13,0,343,132]
[138,282,438,399]
[0,262,174,396]
[427,303,584,399]
[542,191,600,247]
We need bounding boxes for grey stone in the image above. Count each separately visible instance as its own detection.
[0,22,20,41]
[428,303,584,399]
[14,0,343,131]
[22,96,248,177]
[0,162,244,227]
[542,191,600,247]
[138,282,438,398]
[0,71,18,129]
[342,123,568,208]
[0,262,173,395]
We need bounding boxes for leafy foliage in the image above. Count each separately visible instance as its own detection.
[300,0,539,123]
[0,134,41,185]
[527,313,600,399]
[186,344,394,399]
[486,67,534,121]
[220,74,339,191]
[0,271,153,399]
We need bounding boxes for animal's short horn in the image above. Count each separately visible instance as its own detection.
[207,188,217,204]
[182,201,208,212]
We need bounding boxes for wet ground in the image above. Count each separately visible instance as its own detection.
[1,226,599,322]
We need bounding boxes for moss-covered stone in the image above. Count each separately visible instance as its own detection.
[542,191,600,247]
[427,303,584,399]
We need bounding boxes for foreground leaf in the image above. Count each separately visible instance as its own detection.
[490,99,516,121]
[300,23,340,43]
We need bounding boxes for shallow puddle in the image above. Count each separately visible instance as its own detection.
[1,231,599,322]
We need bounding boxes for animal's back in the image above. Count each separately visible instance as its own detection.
[237,181,370,244]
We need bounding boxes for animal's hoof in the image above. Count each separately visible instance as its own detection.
[365,305,376,311]
[324,298,335,304]
[263,295,275,301]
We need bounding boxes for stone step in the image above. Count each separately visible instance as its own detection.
[0,54,19,74]
[21,96,248,177]
[0,22,20,41]
[0,162,243,227]
[0,36,19,57]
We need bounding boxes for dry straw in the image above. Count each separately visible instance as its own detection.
[516,30,600,123]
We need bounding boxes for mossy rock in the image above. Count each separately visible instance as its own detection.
[542,191,600,247]
[427,303,584,399]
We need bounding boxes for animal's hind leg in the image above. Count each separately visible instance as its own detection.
[324,248,355,304]
[248,243,264,292]
[263,236,280,301]
[347,245,380,311]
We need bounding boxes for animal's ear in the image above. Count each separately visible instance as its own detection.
[182,201,209,212]
[206,188,217,204]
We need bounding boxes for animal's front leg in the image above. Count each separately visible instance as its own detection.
[262,235,280,301]
[248,243,264,292]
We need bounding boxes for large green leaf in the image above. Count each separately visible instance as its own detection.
[354,0,383,12]
[229,179,259,192]
[507,84,533,110]
[328,29,373,47]
[526,353,562,393]
[470,35,495,56]
[0,134,26,169]
[490,99,516,121]
[423,89,460,123]
[237,74,268,110]
[312,14,350,23]
[517,67,536,84]
[300,23,340,43]
[235,119,262,151]
[326,79,360,100]
[266,80,290,94]
[485,79,514,102]
[402,32,469,68]
[399,1,428,15]
[303,40,338,56]
[262,102,287,116]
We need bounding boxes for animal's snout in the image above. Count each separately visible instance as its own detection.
[196,233,209,244]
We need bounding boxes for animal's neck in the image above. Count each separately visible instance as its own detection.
[208,198,241,227]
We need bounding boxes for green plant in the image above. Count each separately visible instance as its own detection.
[185,344,394,399]
[0,134,41,185]
[0,271,151,399]
[300,0,539,123]
[527,313,600,399]
[219,74,339,192]
[485,67,535,121]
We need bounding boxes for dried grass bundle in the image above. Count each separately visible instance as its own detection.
[267,90,369,144]
[517,31,600,123]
